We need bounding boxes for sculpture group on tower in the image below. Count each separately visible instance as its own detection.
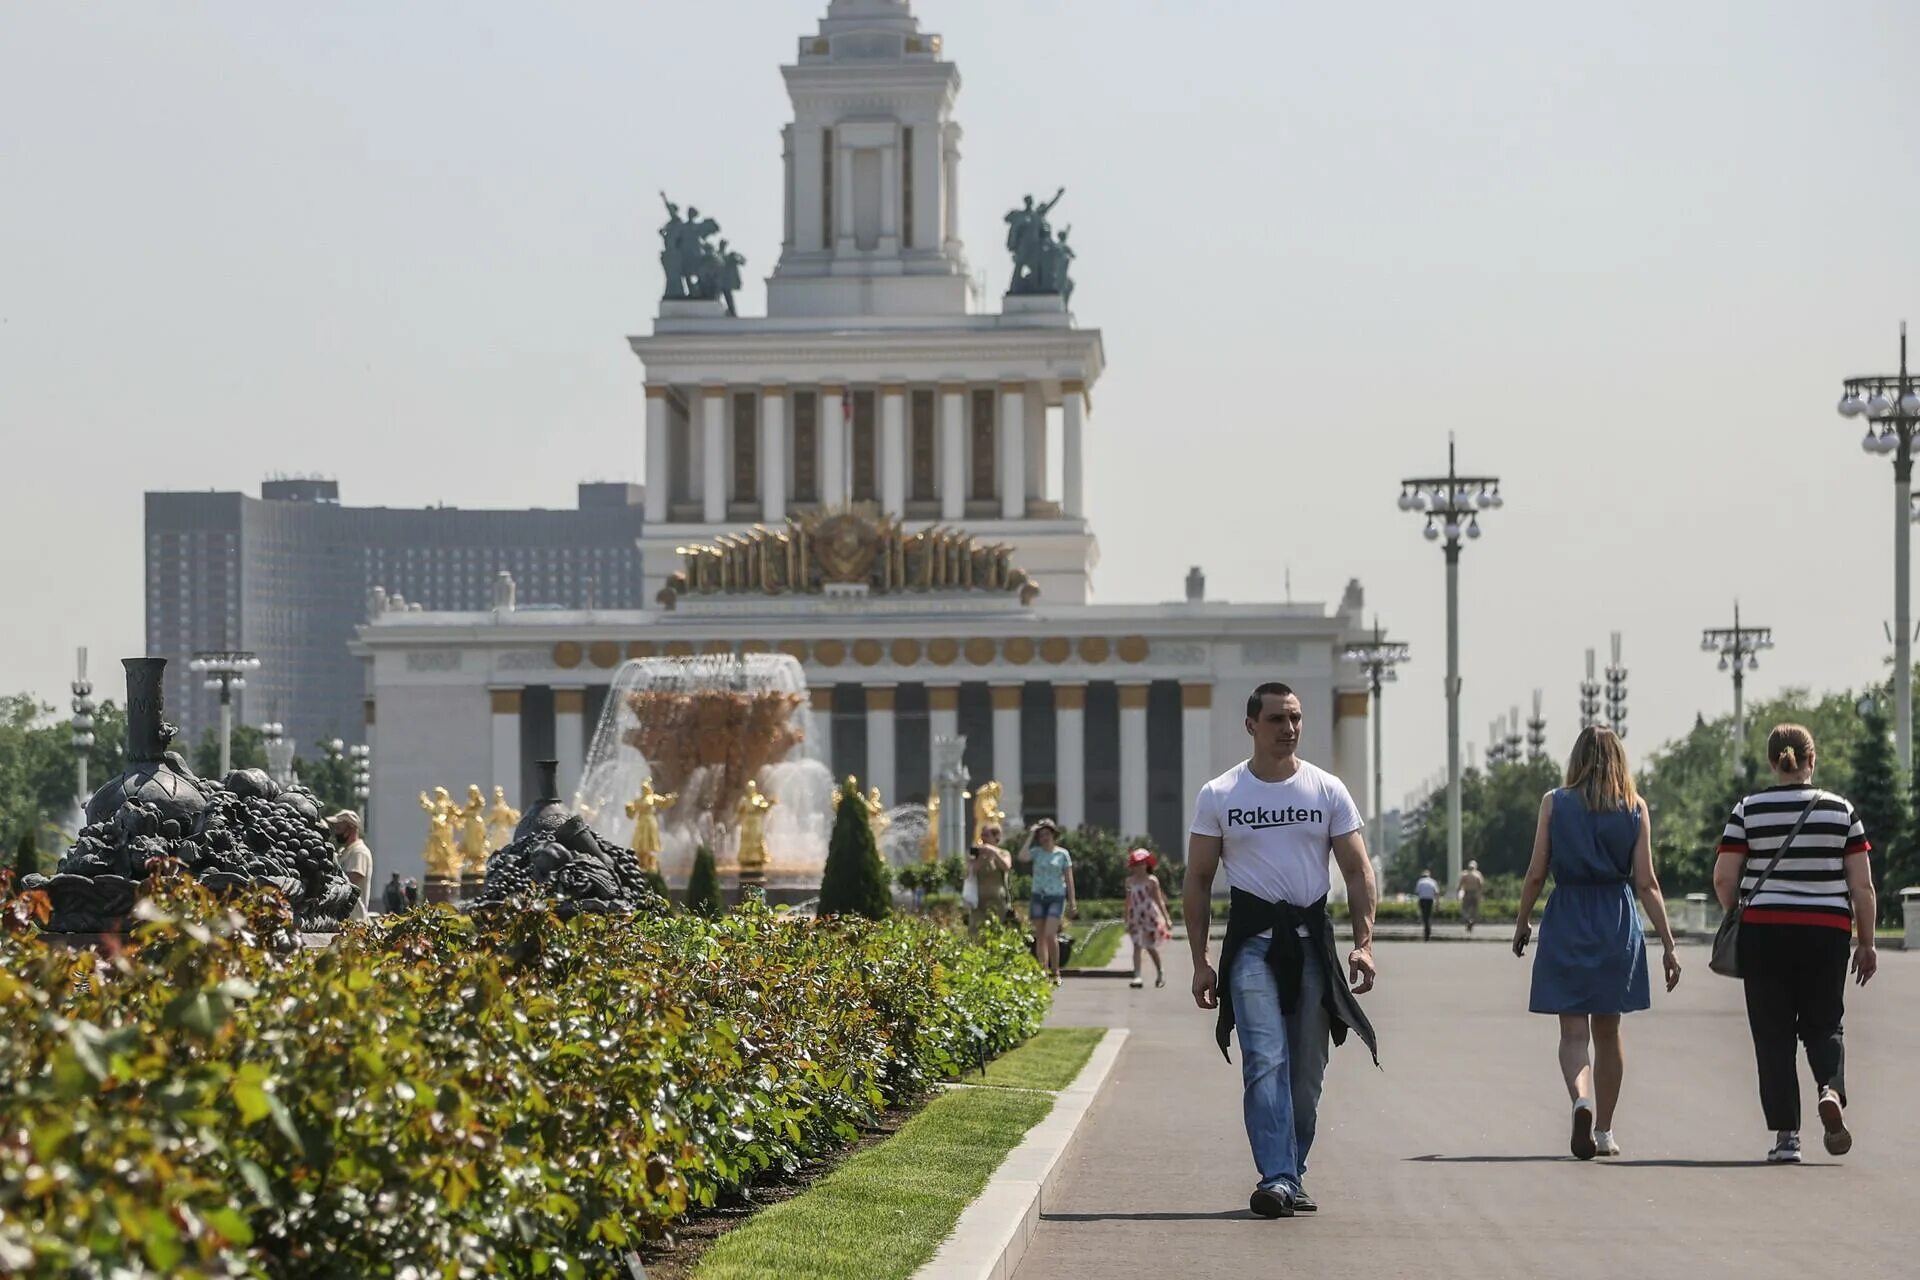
[658,193,746,316]
[1004,187,1075,303]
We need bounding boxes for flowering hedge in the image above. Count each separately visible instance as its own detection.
[0,874,1049,1278]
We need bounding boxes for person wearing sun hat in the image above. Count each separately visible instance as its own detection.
[1124,848,1174,989]
[326,810,373,921]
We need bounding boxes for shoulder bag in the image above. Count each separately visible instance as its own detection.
[1709,793,1819,979]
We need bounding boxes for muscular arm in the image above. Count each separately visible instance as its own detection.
[1330,830,1375,954]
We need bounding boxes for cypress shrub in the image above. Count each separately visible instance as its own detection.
[685,844,723,918]
[819,777,891,920]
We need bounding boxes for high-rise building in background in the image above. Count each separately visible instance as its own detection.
[145,478,645,756]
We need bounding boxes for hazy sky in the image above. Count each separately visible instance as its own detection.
[3,1,1917,810]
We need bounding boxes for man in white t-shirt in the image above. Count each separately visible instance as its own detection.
[327,810,374,922]
[1186,682,1378,1220]
[1414,869,1441,941]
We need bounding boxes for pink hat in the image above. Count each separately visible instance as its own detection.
[1127,848,1155,868]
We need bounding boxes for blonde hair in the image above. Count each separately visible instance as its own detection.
[1564,725,1639,813]
[1768,723,1815,775]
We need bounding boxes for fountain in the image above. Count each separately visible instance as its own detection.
[572,655,836,892]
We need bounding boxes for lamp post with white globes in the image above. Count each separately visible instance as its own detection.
[1701,604,1773,783]
[1343,619,1410,849]
[1837,321,1920,771]
[1398,435,1503,886]
[189,650,260,778]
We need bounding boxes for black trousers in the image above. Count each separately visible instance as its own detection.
[1417,898,1434,940]
[1738,923,1849,1131]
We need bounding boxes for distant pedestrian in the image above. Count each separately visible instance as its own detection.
[382,872,405,914]
[1713,723,1877,1165]
[1457,860,1486,933]
[403,877,421,909]
[1512,726,1680,1161]
[966,824,1013,935]
[1124,848,1173,989]
[1413,869,1440,941]
[1019,819,1077,984]
[327,810,373,922]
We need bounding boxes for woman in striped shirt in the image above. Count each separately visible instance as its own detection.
[1713,723,1879,1164]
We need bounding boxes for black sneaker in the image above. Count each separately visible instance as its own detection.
[1248,1187,1295,1219]
[1291,1187,1317,1213]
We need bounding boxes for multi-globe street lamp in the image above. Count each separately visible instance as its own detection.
[261,718,295,786]
[1342,619,1410,852]
[350,743,372,829]
[1398,436,1503,885]
[70,647,96,816]
[1579,649,1602,730]
[189,650,260,778]
[1525,689,1547,762]
[1837,321,1920,771]
[1604,632,1628,739]
[1701,604,1774,780]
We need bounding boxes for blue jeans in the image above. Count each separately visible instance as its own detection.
[1230,932,1334,1194]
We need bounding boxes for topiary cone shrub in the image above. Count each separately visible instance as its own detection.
[685,843,723,918]
[12,831,37,882]
[819,777,891,920]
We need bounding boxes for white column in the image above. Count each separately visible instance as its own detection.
[644,386,670,522]
[701,388,726,523]
[991,683,1023,823]
[865,685,896,801]
[834,140,855,253]
[761,386,787,523]
[999,383,1025,520]
[554,688,585,800]
[943,124,963,253]
[1334,691,1372,821]
[1055,683,1086,830]
[1119,683,1150,837]
[811,686,835,776]
[940,384,966,520]
[880,384,906,516]
[820,384,847,507]
[928,685,959,748]
[1062,381,1085,518]
[490,688,522,805]
[794,126,824,253]
[878,141,899,251]
[1181,682,1214,831]
[913,119,941,251]
[1024,383,1046,502]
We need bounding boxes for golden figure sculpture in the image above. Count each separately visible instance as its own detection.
[971,780,1005,844]
[455,784,490,872]
[485,785,521,851]
[865,786,891,837]
[656,505,1042,610]
[921,793,941,865]
[735,779,775,875]
[419,786,460,879]
[571,791,601,823]
[624,778,677,875]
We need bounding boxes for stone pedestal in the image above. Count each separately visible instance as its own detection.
[660,298,729,320]
[425,876,460,905]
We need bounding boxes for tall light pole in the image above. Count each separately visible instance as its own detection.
[70,647,96,820]
[1526,689,1547,762]
[1342,619,1410,848]
[1399,436,1503,885]
[1837,321,1919,771]
[262,716,295,787]
[1604,632,1628,739]
[1701,603,1773,780]
[1579,649,1602,729]
[350,743,372,834]
[189,650,259,777]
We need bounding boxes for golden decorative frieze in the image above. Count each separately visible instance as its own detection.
[1003,636,1035,664]
[1078,636,1111,664]
[627,640,658,659]
[588,641,621,669]
[853,638,884,666]
[778,640,809,663]
[928,638,959,665]
[964,637,997,665]
[815,639,847,666]
[552,641,583,670]
[1040,636,1073,664]
[656,504,1040,609]
[1116,635,1150,663]
[891,638,923,665]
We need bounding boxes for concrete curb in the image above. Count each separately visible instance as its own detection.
[914,1027,1129,1280]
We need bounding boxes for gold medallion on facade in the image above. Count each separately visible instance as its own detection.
[552,641,583,669]
[853,638,884,666]
[1003,636,1035,664]
[588,641,621,669]
[740,638,771,654]
[928,638,959,665]
[777,640,808,662]
[1116,635,1150,663]
[964,637,997,665]
[814,638,847,667]
[1078,636,1111,663]
[1040,636,1072,664]
[664,640,695,657]
[890,638,922,665]
[626,641,658,659]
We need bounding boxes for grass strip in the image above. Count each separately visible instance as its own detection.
[977,1026,1104,1091]
[1069,919,1124,970]
[692,1086,1053,1280]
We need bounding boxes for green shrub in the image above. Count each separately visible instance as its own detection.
[819,778,891,920]
[0,870,1049,1277]
[686,843,722,918]
[11,831,35,881]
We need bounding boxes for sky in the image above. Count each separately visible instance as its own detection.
[2,0,1917,812]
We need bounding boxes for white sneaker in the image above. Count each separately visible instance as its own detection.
[1766,1130,1802,1163]
[1127,977,1144,989]
[1818,1088,1852,1156]
[1594,1130,1620,1157]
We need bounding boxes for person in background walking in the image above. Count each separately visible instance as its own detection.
[1020,819,1077,984]
[1513,726,1680,1160]
[327,811,373,922]
[403,877,421,909]
[1714,723,1877,1164]
[382,872,405,914]
[1413,869,1440,941]
[1124,848,1174,989]
[967,823,1013,936]
[1457,860,1486,933]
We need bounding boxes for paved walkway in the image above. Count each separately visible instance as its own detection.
[1017,941,1920,1279]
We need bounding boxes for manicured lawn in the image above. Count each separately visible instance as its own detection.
[694,1088,1052,1279]
[1068,918,1124,970]
[978,1025,1104,1091]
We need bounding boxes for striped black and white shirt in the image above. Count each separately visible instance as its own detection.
[1717,784,1869,931]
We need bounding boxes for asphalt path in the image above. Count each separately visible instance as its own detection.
[1017,939,1920,1279]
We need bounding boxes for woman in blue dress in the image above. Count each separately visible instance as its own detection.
[1512,726,1681,1160]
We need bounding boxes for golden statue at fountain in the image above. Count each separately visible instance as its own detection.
[922,793,940,864]
[622,685,806,824]
[485,785,521,851]
[456,784,491,872]
[419,786,460,879]
[830,776,890,835]
[624,778,677,875]
[971,780,1005,844]
[735,779,775,878]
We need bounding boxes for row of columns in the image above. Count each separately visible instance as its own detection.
[642,381,1087,525]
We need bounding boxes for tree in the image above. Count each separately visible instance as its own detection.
[296,741,359,813]
[685,844,723,919]
[1847,703,1908,924]
[0,693,127,844]
[818,777,891,919]
[192,723,268,779]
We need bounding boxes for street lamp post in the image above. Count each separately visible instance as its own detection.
[70,647,96,817]
[1526,689,1547,762]
[261,718,295,787]
[1342,618,1410,849]
[188,650,260,777]
[1579,649,1602,729]
[1604,632,1628,739]
[350,743,372,833]
[1701,603,1774,780]
[1837,321,1920,771]
[1399,435,1503,885]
